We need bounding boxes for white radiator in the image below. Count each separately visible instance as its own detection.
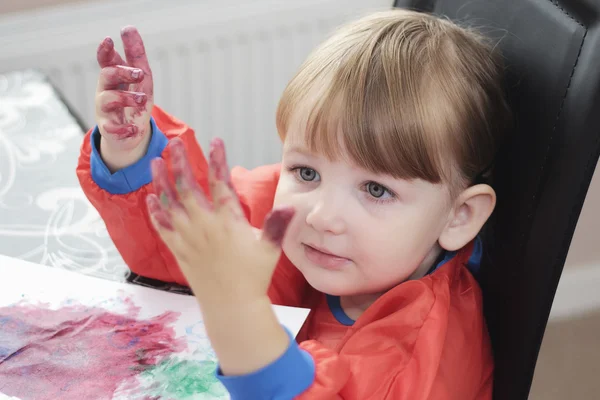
[0,0,393,168]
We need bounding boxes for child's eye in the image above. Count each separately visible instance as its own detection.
[365,182,394,201]
[293,167,320,182]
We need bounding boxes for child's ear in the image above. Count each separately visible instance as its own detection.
[439,184,496,251]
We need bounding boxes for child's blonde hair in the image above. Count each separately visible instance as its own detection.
[276,9,511,197]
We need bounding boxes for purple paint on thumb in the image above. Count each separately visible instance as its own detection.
[263,207,295,248]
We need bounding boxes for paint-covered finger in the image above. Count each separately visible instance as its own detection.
[121,26,154,99]
[99,90,147,113]
[101,122,139,138]
[169,138,212,210]
[147,195,191,264]
[146,193,173,231]
[97,37,127,68]
[98,66,144,91]
[261,206,295,248]
[151,158,179,209]
[208,138,244,220]
[155,141,212,229]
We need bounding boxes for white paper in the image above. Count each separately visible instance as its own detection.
[0,255,309,337]
[0,254,310,399]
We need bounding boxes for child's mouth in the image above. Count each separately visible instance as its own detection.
[302,244,351,270]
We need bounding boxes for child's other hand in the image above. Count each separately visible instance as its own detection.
[95,26,154,171]
[146,138,295,306]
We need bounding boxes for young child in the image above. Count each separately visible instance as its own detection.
[77,9,511,399]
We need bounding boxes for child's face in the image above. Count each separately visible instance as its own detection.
[273,139,456,296]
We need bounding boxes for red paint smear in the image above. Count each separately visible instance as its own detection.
[169,138,211,210]
[263,207,296,247]
[0,299,185,400]
[209,138,229,183]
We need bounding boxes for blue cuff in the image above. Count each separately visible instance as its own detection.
[90,117,168,194]
[216,327,315,400]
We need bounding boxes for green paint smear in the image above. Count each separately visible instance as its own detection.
[140,356,227,399]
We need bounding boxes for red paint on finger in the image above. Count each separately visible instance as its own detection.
[97,37,115,67]
[146,194,173,230]
[129,92,146,104]
[102,123,139,139]
[151,158,178,208]
[208,138,245,219]
[101,94,146,114]
[169,140,196,191]
[101,66,144,89]
[121,26,154,97]
[169,139,212,210]
[263,207,295,247]
[217,196,235,208]
[130,105,148,119]
[101,101,124,113]
[97,36,126,68]
[121,26,148,62]
[208,138,229,182]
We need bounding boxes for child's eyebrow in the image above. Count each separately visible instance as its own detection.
[284,146,313,157]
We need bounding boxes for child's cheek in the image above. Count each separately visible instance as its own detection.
[280,213,303,256]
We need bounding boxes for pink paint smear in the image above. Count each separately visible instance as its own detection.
[0,298,185,400]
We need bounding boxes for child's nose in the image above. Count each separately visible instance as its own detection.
[305,197,346,235]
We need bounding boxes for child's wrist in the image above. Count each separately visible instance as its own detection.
[201,296,289,376]
[99,122,152,172]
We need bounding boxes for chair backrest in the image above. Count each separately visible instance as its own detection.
[392,1,600,399]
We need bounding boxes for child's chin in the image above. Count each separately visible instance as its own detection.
[303,270,356,296]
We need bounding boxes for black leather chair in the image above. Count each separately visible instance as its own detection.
[393,0,600,398]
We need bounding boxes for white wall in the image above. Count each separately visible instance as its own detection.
[0,0,89,15]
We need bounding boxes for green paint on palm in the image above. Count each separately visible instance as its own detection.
[160,192,169,206]
[141,356,227,399]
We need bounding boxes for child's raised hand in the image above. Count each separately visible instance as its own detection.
[94,26,154,170]
[146,138,295,305]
